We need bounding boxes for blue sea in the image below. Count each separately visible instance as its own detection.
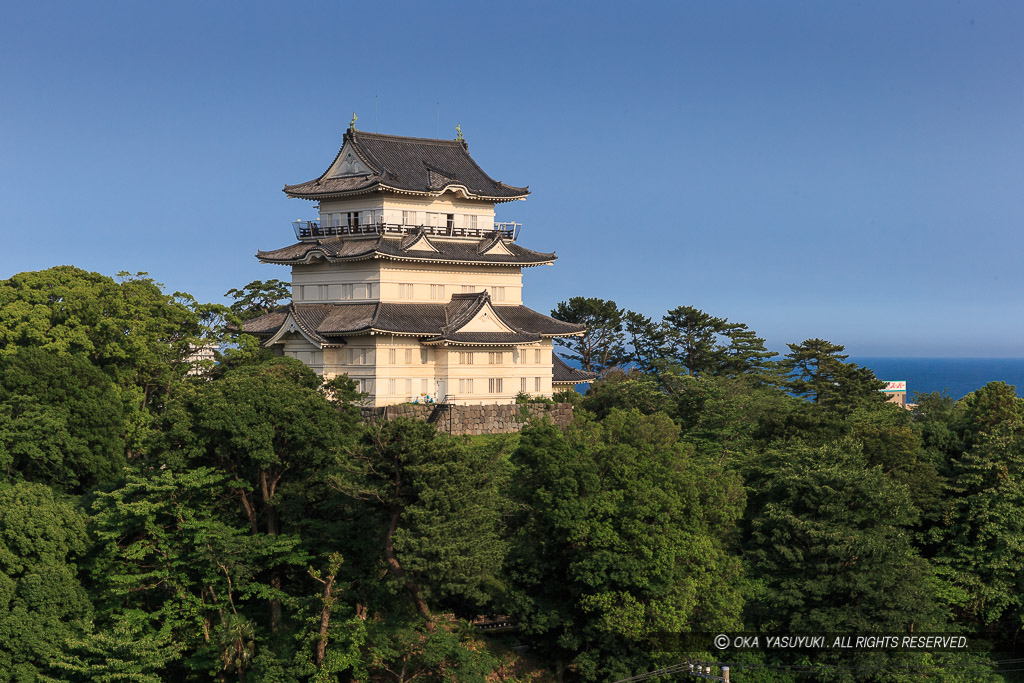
[850,357,1024,400]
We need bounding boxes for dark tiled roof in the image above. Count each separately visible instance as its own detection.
[256,234,555,267]
[552,354,598,384]
[422,332,542,345]
[242,300,583,344]
[284,129,529,202]
[491,306,586,337]
[241,308,288,334]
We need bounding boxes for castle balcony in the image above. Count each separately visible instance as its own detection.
[291,220,521,242]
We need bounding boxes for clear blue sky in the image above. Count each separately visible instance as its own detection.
[2,1,1022,356]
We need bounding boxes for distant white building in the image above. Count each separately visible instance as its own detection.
[244,128,595,405]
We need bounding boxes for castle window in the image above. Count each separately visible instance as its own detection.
[420,349,429,364]
[430,284,445,300]
[461,285,475,293]
[349,349,372,365]
[534,349,542,364]
[398,284,413,299]
[535,377,541,392]
[521,377,528,393]
[404,349,413,364]
[403,210,417,226]
[488,352,503,365]
[490,286,505,302]
[388,379,396,395]
[467,214,478,229]
[489,378,503,394]
[459,352,474,365]
[341,284,354,299]
[459,378,474,394]
[389,349,397,364]
[446,214,455,229]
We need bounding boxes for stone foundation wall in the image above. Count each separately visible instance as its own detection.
[359,402,574,435]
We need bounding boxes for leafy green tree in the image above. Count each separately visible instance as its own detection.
[579,370,672,420]
[505,411,744,680]
[742,440,946,679]
[0,482,92,681]
[86,466,284,679]
[551,297,627,373]
[718,322,780,382]
[225,280,291,322]
[929,382,1024,633]
[782,338,886,410]
[662,306,729,376]
[337,418,508,619]
[0,267,229,456]
[621,310,667,374]
[184,358,347,635]
[0,348,126,492]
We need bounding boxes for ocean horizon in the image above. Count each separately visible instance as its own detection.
[849,357,1024,401]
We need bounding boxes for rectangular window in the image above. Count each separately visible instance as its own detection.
[403,210,417,226]
[489,378,503,394]
[404,349,413,364]
[489,286,505,302]
[460,352,474,365]
[535,377,541,392]
[388,379,396,395]
[420,348,429,364]
[488,352,503,365]
[521,377,528,393]
[430,284,445,300]
[467,214,478,229]
[534,349,542,364]
[398,284,413,299]
[459,378,474,394]
[446,214,455,229]
[341,283,354,299]
[420,378,428,393]
[405,379,412,395]
[349,349,373,365]
[389,349,397,364]
[461,285,475,293]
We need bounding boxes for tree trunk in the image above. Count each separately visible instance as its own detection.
[385,510,431,619]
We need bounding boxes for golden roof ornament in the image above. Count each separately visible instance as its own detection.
[349,112,358,131]
[455,123,463,141]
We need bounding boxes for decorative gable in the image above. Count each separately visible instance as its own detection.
[456,302,517,334]
[264,312,323,348]
[479,239,514,256]
[325,140,371,178]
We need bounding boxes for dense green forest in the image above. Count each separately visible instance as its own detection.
[1,269,1022,682]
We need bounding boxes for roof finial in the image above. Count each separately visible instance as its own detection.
[349,112,358,131]
[455,123,463,141]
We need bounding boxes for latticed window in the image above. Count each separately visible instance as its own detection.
[489,352,503,365]
[489,378,503,394]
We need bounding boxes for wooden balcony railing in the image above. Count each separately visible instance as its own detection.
[291,220,520,241]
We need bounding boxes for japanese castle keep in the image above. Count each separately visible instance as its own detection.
[243,127,594,406]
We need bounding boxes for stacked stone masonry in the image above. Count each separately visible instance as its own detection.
[360,402,574,435]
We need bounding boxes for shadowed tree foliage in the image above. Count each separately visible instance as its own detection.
[0,482,92,681]
[929,382,1024,633]
[505,411,744,681]
[0,348,126,493]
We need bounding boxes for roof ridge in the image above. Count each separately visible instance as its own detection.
[351,129,465,145]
